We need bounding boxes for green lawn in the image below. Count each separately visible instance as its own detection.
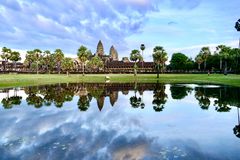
[0,73,240,88]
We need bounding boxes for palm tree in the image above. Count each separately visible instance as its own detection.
[195,55,203,70]
[233,108,240,138]
[216,45,231,73]
[236,19,240,31]
[130,49,142,77]
[129,81,143,109]
[9,88,22,105]
[87,55,104,72]
[26,93,44,108]
[25,50,35,71]
[235,19,240,74]
[62,57,74,76]
[33,49,42,74]
[140,44,145,68]
[54,49,64,74]
[152,46,168,78]
[77,45,91,76]
[152,82,168,112]
[9,51,21,71]
[1,47,11,71]
[43,50,52,73]
[235,19,240,48]
[77,95,90,111]
[199,47,211,70]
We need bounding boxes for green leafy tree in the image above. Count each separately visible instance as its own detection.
[9,51,21,71]
[54,49,64,74]
[186,58,195,70]
[152,46,168,78]
[1,47,12,71]
[230,48,240,73]
[62,57,74,76]
[77,45,91,76]
[170,52,189,70]
[130,49,142,77]
[199,47,211,70]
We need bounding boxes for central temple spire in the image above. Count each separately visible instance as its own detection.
[96,40,104,56]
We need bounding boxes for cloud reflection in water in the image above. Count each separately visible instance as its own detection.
[0,83,240,160]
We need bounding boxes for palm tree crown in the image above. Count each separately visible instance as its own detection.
[235,19,240,31]
[152,46,168,77]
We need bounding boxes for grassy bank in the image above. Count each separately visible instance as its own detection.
[0,74,240,88]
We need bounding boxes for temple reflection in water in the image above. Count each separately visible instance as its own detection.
[1,83,240,113]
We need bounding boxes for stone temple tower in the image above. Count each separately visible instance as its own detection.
[96,40,104,56]
[109,45,118,61]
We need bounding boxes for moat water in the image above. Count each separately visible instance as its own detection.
[0,83,239,160]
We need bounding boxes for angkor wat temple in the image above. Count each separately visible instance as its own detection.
[74,40,154,73]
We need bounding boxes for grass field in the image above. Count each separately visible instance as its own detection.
[0,73,240,88]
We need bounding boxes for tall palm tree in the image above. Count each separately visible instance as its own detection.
[9,51,21,71]
[43,50,52,73]
[130,49,142,77]
[54,49,64,74]
[140,44,145,68]
[216,45,231,72]
[1,47,11,71]
[195,55,203,70]
[33,49,42,74]
[77,45,91,76]
[235,19,240,48]
[152,46,168,78]
[62,57,74,76]
[199,47,211,70]
[25,50,35,71]
[235,19,240,73]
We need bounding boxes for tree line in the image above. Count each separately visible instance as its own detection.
[1,44,240,75]
[0,46,104,76]
[130,44,240,77]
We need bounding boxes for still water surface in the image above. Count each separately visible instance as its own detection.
[0,83,239,160]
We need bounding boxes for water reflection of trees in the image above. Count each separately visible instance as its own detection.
[152,82,167,112]
[170,85,192,100]
[233,108,240,138]
[1,88,22,109]
[129,81,145,109]
[1,83,240,114]
[194,86,240,112]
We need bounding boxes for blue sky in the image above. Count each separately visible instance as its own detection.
[0,0,239,61]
